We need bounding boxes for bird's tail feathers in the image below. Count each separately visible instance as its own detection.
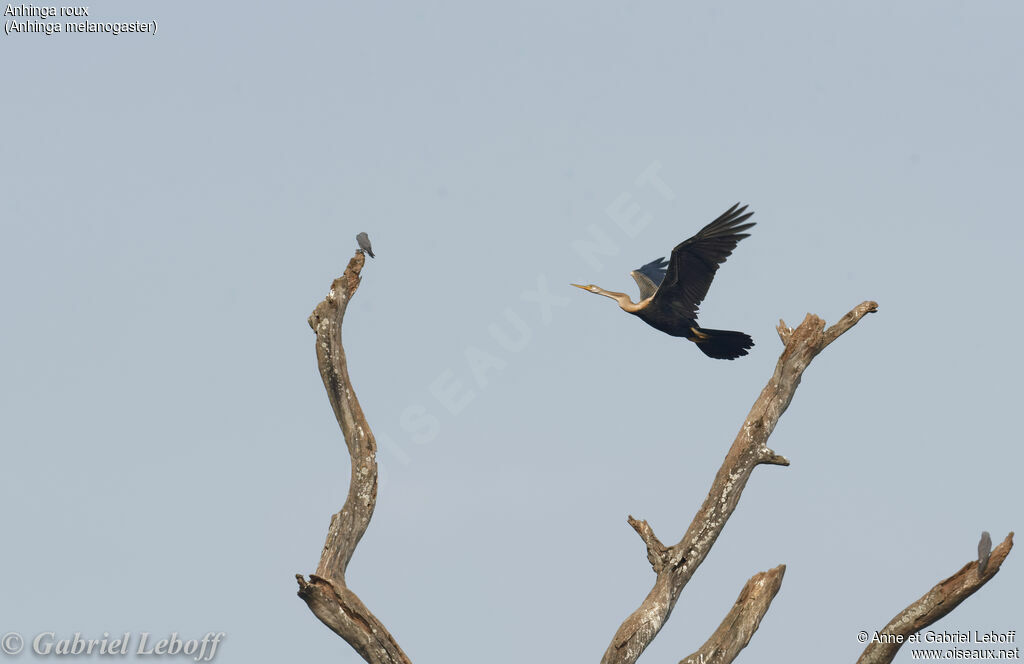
[692,327,754,360]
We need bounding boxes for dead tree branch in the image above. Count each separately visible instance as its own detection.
[296,251,411,664]
[679,565,786,664]
[856,532,1015,664]
[600,301,878,664]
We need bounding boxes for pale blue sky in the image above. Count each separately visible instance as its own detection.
[2,2,1022,662]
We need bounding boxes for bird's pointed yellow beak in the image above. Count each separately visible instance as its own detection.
[570,283,588,290]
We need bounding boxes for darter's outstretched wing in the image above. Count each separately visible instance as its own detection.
[629,257,669,300]
[650,203,755,319]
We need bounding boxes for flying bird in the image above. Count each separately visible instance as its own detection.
[572,203,755,360]
[356,232,375,258]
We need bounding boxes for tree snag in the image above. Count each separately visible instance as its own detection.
[600,301,878,664]
[293,271,1012,664]
[296,251,411,664]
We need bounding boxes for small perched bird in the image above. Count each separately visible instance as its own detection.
[572,203,755,360]
[978,531,992,576]
[356,232,375,258]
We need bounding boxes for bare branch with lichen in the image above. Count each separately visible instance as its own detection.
[296,251,411,664]
[601,302,878,664]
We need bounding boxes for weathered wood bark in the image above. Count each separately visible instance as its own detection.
[296,251,411,664]
[679,565,786,664]
[601,301,879,664]
[857,532,1015,664]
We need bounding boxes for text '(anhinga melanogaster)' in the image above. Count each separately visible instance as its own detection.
[572,203,755,360]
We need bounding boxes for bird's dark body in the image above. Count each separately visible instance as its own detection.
[633,304,697,338]
[573,202,757,360]
[634,306,754,360]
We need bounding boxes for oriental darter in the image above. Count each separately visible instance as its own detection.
[572,203,755,360]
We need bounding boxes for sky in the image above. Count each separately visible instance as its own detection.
[2,2,1022,662]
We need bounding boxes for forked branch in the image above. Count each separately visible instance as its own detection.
[857,532,1014,664]
[600,301,878,664]
[295,251,411,664]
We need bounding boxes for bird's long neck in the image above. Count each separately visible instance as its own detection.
[592,287,647,313]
